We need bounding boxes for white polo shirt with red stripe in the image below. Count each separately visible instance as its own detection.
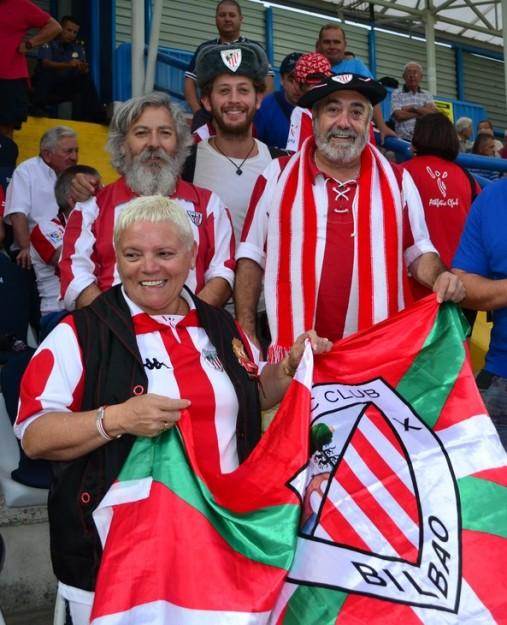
[4,156,58,232]
[30,216,66,314]
[59,177,235,310]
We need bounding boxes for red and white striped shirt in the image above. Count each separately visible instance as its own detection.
[30,216,66,314]
[59,177,235,310]
[238,142,435,357]
[15,289,260,474]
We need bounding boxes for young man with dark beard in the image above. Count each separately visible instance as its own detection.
[182,42,279,244]
[60,92,235,311]
[235,74,465,361]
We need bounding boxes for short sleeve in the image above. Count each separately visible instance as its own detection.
[452,197,489,276]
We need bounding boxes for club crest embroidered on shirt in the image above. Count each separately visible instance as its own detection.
[221,48,242,72]
[202,348,224,371]
[288,378,461,613]
[186,210,203,226]
[48,230,63,245]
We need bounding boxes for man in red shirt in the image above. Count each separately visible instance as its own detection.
[60,92,235,311]
[0,0,61,138]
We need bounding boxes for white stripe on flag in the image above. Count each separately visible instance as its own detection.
[91,599,271,625]
[93,477,152,546]
[358,415,415,492]
[316,479,399,557]
[267,582,299,625]
[436,414,507,479]
[294,342,313,389]
[410,579,497,625]
[345,444,419,547]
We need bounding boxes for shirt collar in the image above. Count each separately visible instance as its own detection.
[122,286,200,328]
[308,139,324,181]
[217,36,245,44]
[308,139,360,186]
[403,84,422,93]
[38,156,57,179]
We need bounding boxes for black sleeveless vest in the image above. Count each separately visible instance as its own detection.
[48,285,261,590]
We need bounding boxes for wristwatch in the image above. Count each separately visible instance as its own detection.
[24,40,33,50]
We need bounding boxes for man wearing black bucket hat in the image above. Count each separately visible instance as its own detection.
[182,42,285,338]
[183,42,283,246]
[235,73,465,361]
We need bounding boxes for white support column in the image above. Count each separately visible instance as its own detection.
[131,0,145,97]
[144,0,163,94]
[424,8,437,95]
[502,0,507,104]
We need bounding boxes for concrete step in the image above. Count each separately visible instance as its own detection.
[0,496,56,618]
[4,606,53,625]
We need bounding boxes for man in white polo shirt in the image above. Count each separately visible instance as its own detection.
[4,125,78,268]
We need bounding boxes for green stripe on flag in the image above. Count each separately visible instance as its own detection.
[397,304,467,428]
[283,585,348,625]
[458,476,507,538]
[118,429,300,570]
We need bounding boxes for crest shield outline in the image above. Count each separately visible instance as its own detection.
[287,378,462,613]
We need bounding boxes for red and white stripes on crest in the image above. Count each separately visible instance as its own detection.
[265,138,412,363]
[315,407,420,563]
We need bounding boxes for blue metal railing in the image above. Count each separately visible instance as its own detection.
[114,43,193,108]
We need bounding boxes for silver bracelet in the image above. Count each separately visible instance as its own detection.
[96,406,120,441]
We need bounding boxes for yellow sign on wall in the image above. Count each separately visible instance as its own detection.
[434,100,454,123]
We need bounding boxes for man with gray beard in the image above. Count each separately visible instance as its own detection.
[59,92,235,310]
[235,74,464,362]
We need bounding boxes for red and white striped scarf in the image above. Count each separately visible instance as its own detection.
[266,137,412,363]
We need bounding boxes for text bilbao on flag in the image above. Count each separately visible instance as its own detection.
[272,296,507,625]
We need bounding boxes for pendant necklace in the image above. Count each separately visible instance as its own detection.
[212,138,256,176]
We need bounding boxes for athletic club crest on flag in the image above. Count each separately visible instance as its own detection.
[291,379,460,612]
[221,48,242,72]
[90,297,506,625]
[271,297,507,625]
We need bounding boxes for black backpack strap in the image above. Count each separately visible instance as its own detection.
[269,145,290,158]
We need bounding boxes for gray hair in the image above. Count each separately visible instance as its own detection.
[403,61,423,74]
[455,117,472,133]
[106,92,192,175]
[39,126,77,152]
[113,195,194,250]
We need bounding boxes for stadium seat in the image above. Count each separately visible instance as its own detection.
[0,393,48,507]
